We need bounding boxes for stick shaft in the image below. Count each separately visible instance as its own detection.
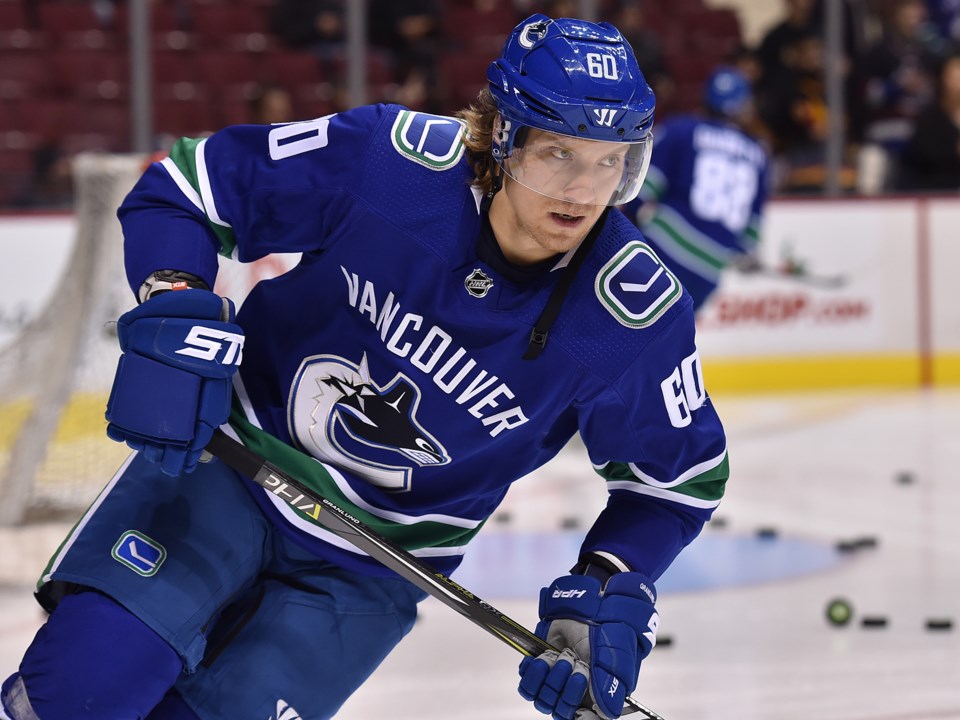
[758,266,846,288]
[205,430,663,719]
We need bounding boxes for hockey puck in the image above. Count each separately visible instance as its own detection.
[835,536,879,553]
[656,635,674,648]
[755,527,778,540]
[492,512,512,525]
[895,471,915,485]
[826,598,853,626]
[861,616,888,628]
[835,540,859,553]
[709,516,728,529]
[925,618,954,631]
[559,516,581,530]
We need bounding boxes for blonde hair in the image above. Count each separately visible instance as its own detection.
[454,88,499,195]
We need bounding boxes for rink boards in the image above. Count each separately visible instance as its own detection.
[696,196,960,391]
[2,196,959,395]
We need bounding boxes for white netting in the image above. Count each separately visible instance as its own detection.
[0,151,301,515]
[0,153,144,527]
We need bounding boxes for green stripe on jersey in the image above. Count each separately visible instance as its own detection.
[167,138,237,256]
[648,212,727,272]
[227,409,486,552]
[597,452,729,505]
[743,217,760,248]
[640,165,667,200]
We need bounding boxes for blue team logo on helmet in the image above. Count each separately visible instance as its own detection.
[487,14,656,206]
[704,67,752,117]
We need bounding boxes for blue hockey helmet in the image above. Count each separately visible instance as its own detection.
[704,67,753,117]
[487,14,656,206]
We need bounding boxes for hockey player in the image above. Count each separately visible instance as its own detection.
[2,14,728,720]
[621,67,770,311]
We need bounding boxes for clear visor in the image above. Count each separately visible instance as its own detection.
[499,127,653,207]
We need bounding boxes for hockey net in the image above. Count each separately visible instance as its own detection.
[0,152,297,584]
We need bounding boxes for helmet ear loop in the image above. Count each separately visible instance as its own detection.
[488,114,528,199]
[488,113,509,198]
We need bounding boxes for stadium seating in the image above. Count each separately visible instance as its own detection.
[261,51,327,87]
[0,2,26,30]
[49,49,128,100]
[0,0,740,206]
[0,145,35,205]
[0,50,53,99]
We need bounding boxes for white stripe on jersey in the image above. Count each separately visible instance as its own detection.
[160,156,204,211]
[261,490,470,559]
[195,138,231,228]
[627,448,727,489]
[607,480,723,509]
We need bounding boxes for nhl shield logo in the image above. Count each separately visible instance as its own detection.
[464,268,494,298]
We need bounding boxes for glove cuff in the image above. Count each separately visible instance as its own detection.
[138,269,211,303]
[571,551,631,588]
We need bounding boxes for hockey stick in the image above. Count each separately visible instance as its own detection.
[205,429,665,720]
[731,257,847,289]
[752,265,847,289]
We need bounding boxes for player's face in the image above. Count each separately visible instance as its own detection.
[488,166,607,265]
[488,129,651,265]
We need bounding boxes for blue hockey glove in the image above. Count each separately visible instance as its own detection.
[105,289,243,476]
[518,572,659,720]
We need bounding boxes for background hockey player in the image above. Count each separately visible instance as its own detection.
[1,14,728,720]
[621,67,770,312]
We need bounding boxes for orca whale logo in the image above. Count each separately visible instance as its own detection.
[288,353,449,491]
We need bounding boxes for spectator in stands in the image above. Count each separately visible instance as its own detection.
[924,0,960,43]
[757,0,866,88]
[760,28,858,192]
[756,0,866,151]
[13,144,74,210]
[732,43,764,87]
[390,67,438,112]
[856,0,946,169]
[897,52,960,189]
[541,0,578,18]
[613,1,675,115]
[760,29,829,189]
[369,0,442,113]
[730,44,775,148]
[270,0,345,59]
[248,84,296,125]
[369,0,440,79]
[757,0,819,89]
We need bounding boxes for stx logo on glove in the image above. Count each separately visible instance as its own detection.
[176,326,245,365]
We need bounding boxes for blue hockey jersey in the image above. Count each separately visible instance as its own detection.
[622,115,768,309]
[118,104,729,580]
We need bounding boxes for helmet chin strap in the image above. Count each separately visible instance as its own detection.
[522,207,610,360]
[487,155,504,198]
